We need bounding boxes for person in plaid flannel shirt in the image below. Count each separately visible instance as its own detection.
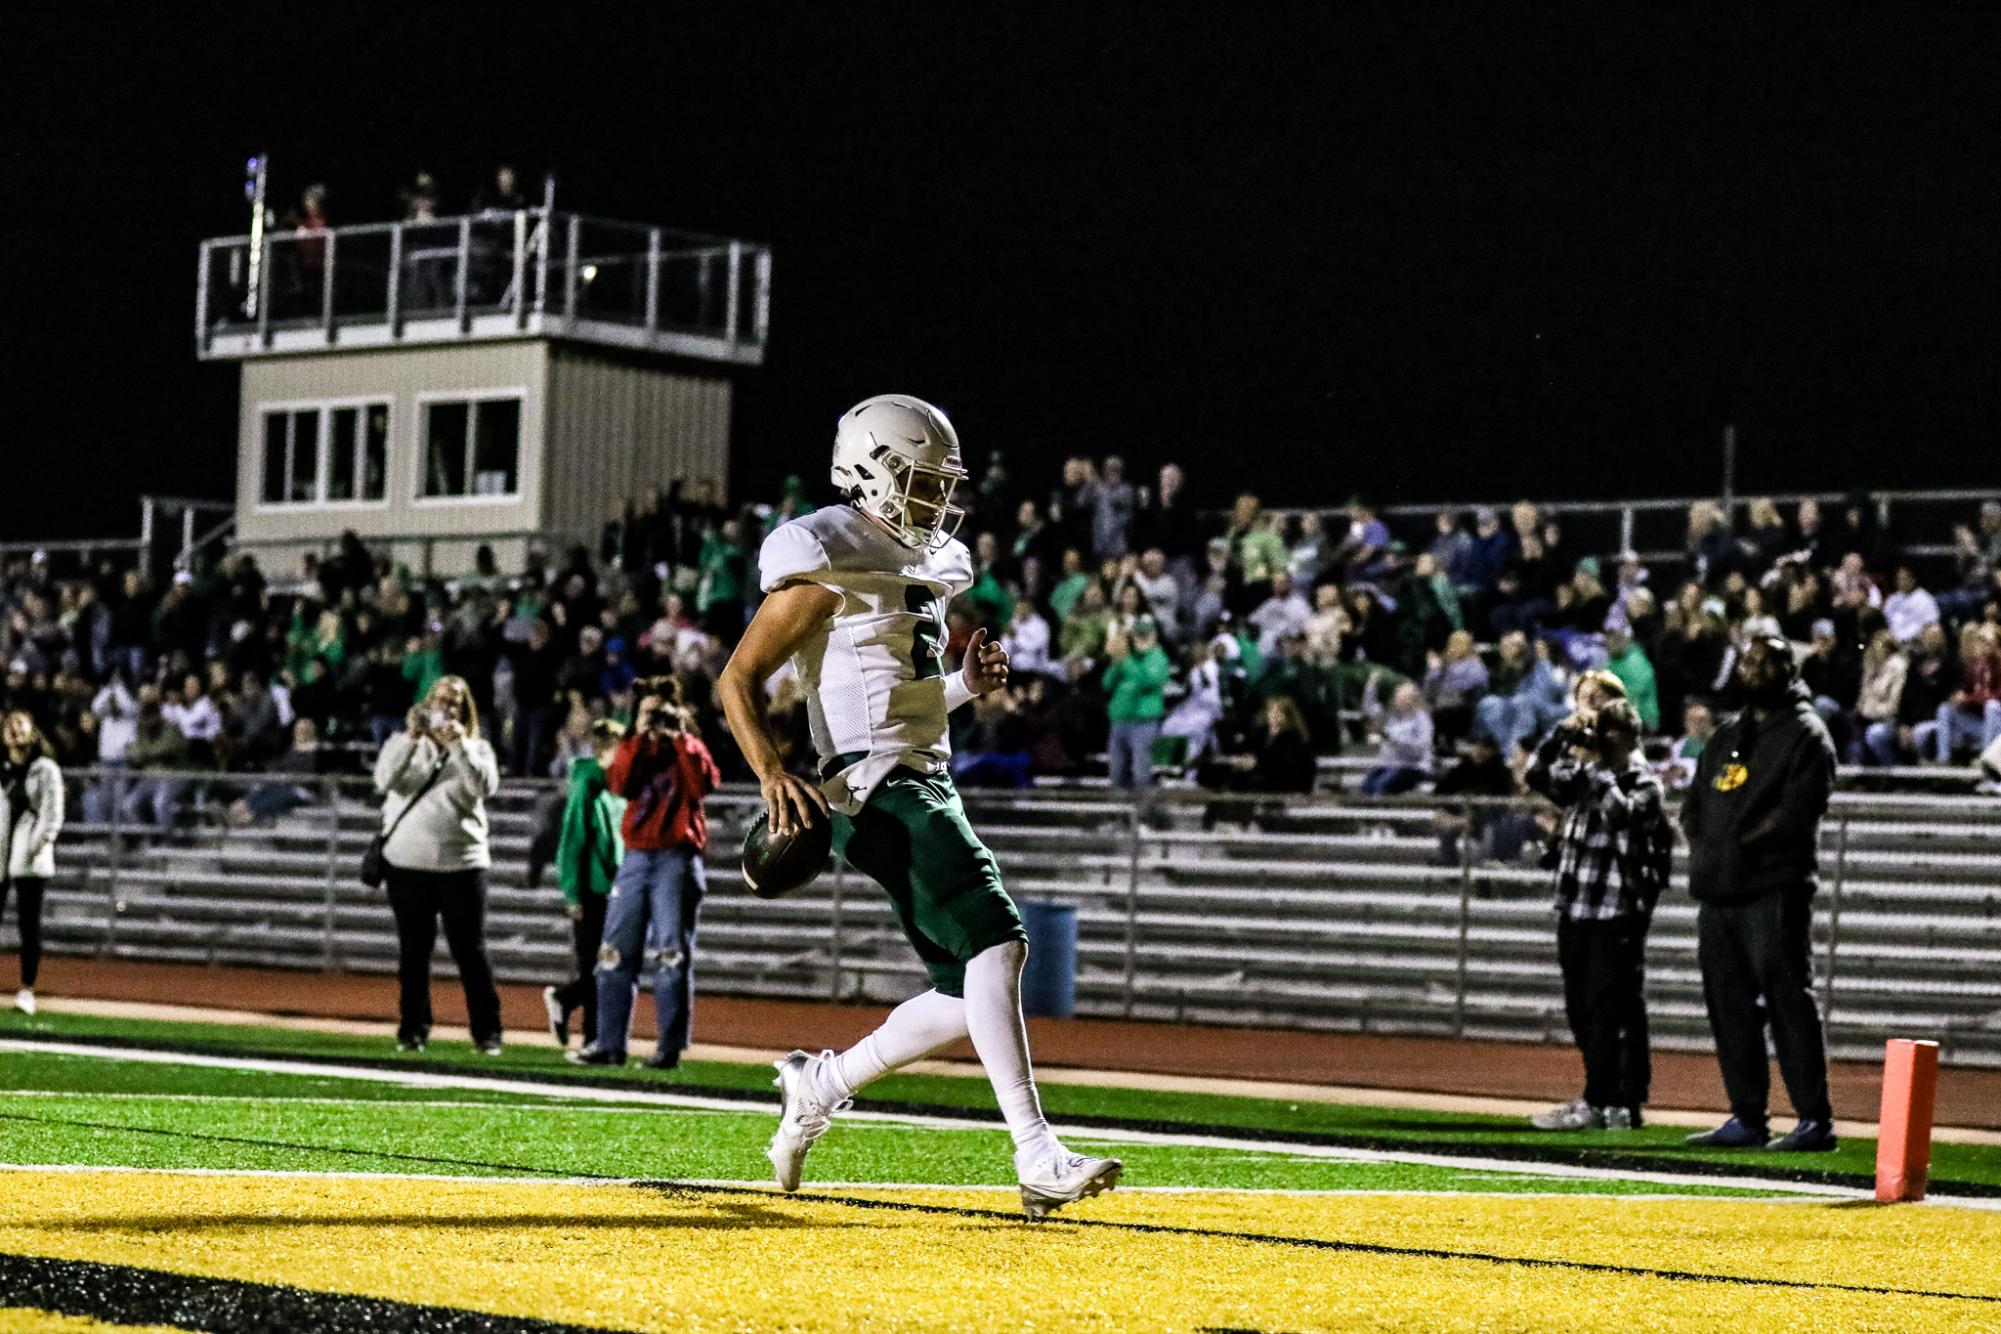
[1522,695,1671,1132]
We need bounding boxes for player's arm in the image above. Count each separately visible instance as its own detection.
[718,581,841,835]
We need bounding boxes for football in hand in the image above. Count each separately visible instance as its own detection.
[740,808,832,900]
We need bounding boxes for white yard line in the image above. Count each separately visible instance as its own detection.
[0,1038,1899,1204]
[28,996,2001,1147]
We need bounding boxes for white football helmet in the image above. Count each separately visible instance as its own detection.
[830,394,968,550]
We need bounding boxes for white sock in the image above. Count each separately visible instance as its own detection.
[963,940,1061,1164]
[813,988,969,1104]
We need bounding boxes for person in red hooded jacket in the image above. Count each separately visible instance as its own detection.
[568,676,719,1069]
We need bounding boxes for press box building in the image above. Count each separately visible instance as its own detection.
[196,208,769,575]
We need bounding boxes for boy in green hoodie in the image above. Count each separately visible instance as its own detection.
[543,719,628,1049]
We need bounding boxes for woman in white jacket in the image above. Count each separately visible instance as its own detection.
[371,676,503,1054]
[2,712,63,1015]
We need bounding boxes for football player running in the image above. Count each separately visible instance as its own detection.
[717,394,1121,1221]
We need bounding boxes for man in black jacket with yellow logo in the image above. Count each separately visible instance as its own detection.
[1681,636,1840,1152]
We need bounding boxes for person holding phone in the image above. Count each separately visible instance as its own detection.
[371,676,503,1054]
[568,676,719,1069]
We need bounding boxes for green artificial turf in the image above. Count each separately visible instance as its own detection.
[0,1048,1789,1198]
[5,1006,1996,1192]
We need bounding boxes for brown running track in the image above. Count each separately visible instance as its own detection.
[22,957,2001,1130]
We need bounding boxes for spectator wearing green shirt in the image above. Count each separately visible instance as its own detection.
[1048,548,1092,623]
[285,608,347,687]
[401,627,445,706]
[1605,628,1661,732]
[543,719,628,1050]
[1059,582,1111,676]
[1237,513,1290,590]
[697,519,747,638]
[764,475,816,535]
[1104,615,1171,789]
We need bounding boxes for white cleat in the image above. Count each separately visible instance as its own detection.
[766,1049,848,1192]
[13,989,34,1017]
[1017,1149,1123,1221]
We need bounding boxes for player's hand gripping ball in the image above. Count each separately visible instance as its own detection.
[741,806,832,899]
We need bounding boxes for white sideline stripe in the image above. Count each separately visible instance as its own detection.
[0,1163,1835,1206]
[0,1090,737,1115]
[31,998,2001,1148]
[0,1039,1910,1205]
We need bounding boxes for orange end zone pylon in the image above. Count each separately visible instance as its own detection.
[1874,1038,1940,1203]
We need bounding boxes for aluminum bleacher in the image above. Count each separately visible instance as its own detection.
[20,769,2001,1068]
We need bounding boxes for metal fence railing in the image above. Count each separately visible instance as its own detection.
[197,210,771,362]
[1216,489,2000,574]
[18,770,2001,1067]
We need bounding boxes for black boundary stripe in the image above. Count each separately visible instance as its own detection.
[642,1181,2001,1306]
[9,1030,2000,1199]
[0,1250,624,1334]
[1,1103,1995,1311]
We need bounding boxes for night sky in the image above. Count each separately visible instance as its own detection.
[6,7,2001,541]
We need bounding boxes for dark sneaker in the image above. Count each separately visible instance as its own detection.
[1599,1106,1637,1132]
[1684,1116,1768,1148]
[566,1045,626,1067]
[1529,1098,1602,1132]
[643,1051,681,1071]
[542,986,570,1047]
[396,1035,427,1053]
[475,1038,504,1057]
[1767,1120,1839,1153]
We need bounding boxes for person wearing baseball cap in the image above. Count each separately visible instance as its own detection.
[1800,619,1859,757]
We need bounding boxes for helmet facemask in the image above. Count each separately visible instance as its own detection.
[866,448,967,551]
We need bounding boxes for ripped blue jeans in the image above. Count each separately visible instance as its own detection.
[593,847,706,1059]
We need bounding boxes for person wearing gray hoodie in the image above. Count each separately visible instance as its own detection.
[372,675,503,1054]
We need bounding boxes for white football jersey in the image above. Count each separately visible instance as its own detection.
[758,505,974,813]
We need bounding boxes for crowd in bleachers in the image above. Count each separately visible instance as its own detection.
[2,457,1998,818]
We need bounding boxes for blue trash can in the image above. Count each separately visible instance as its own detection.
[1018,900,1077,1018]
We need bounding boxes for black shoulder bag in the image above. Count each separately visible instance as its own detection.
[361,756,449,888]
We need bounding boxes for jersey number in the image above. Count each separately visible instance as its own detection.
[905,587,945,680]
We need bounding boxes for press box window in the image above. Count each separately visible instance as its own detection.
[423,396,520,498]
[260,402,388,505]
[327,405,390,502]
[259,408,320,504]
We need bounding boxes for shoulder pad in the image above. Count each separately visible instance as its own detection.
[928,538,975,597]
[759,519,833,593]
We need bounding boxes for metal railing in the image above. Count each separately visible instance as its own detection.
[240,527,561,584]
[21,769,2001,1067]
[0,496,233,580]
[1219,489,1999,573]
[1375,490,2000,569]
[196,210,771,364]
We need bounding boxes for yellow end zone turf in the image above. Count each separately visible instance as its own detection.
[1,1171,1998,1333]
